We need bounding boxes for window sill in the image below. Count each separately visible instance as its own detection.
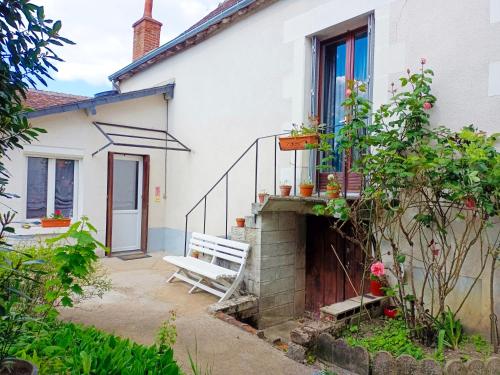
[6,224,69,237]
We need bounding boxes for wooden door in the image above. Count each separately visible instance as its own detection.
[305,215,366,315]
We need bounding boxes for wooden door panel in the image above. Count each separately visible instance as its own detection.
[305,216,366,315]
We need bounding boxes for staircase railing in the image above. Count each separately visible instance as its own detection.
[184,132,295,255]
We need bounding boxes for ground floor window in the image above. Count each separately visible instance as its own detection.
[26,157,78,219]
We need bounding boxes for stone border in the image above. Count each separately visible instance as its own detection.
[306,333,500,375]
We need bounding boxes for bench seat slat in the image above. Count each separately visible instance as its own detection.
[190,238,248,258]
[164,256,237,280]
[190,244,244,264]
[192,232,250,251]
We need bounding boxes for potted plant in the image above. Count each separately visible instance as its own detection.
[326,174,341,199]
[41,209,71,228]
[236,217,245,228]
[299,178,314,197]
[258,190,269,204]
[384,306,398,319]
[279,118,324,151]
[279,181,292,197]
[370,261,385,296]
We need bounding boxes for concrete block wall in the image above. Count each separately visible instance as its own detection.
[234,211,306,329]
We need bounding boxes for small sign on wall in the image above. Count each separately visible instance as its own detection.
[155,186,161,202]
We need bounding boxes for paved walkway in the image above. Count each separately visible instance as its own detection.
[60,253,314,375]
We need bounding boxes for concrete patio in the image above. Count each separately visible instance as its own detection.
[59,252,314,374]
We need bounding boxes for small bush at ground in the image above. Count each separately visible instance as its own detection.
[345,319,424,359]
[11,320,181,375]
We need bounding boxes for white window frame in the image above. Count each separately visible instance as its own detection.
[24,146,84,222]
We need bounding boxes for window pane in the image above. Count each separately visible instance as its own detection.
[55,159,75,218]
[354,32,368,82]
[322,41,346,171]
[27,157,48,219]
[113,160,138,210]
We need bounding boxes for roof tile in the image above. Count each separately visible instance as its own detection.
[24,89,89,111]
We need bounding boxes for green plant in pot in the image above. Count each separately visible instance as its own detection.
[369,261,385,296]
[299,178,315,197]
[279,117,325,151]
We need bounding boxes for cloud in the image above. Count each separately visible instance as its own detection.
[37,0,221,88]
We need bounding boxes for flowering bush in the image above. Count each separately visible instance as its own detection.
[314,59,499,344]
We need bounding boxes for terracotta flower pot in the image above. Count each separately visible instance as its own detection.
[41,218,71,228]
[299,184,314,197]
[384,307,398,319]
[280,185,292,197]
[236,218,245,228]
[370,280,384,296]
[258,193,268,204]
[278,134,320,151]
[326,185,340,199]
[0,358,38,375]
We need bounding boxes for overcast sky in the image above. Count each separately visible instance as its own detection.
[37,0,221,96]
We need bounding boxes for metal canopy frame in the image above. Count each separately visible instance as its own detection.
[91,121,191,157]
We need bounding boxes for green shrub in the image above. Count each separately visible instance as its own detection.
[0,217,106,362]
[434,307,463,350]
[11,320,181,375]
[345,319,424,359]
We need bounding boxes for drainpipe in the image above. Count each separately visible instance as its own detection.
[164,98,169,200]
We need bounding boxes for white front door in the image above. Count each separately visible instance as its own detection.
[111,155,143,252]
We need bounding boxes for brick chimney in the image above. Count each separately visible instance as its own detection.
[132,0,162,60]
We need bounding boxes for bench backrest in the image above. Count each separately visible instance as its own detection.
[189,232,250,267]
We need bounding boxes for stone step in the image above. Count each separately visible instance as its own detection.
[320,294,387,322]
[207,295,258,319]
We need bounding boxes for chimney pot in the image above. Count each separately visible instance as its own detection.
[144,0,153,17]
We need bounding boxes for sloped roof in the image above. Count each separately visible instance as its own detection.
[109,0,274,82]
[25,89,89,110]
[26,84,175,119]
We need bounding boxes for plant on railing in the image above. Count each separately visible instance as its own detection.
[314,59,500,347]
[279,116,325,151]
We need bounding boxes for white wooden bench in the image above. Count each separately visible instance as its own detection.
[163,232,250,302]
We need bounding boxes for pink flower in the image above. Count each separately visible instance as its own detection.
[420,57,427,65]
[345,89,352,97]
[423,102,432,110]
[370,261,385,277]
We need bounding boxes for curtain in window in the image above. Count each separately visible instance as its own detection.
[55,159,75,217]
[27,157,48,219]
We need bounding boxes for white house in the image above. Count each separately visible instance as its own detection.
[4,0,500,332]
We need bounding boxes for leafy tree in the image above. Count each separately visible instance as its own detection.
[0,0,73,200]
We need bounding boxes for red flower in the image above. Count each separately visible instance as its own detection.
[423,102,432,110]
[54,209,62,216]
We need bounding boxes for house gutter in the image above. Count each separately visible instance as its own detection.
[108,0,257,83]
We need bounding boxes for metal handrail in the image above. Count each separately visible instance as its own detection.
[184,132,290,255]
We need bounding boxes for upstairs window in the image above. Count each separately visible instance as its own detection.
[26,157,78,219]
[320,28,369,171]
